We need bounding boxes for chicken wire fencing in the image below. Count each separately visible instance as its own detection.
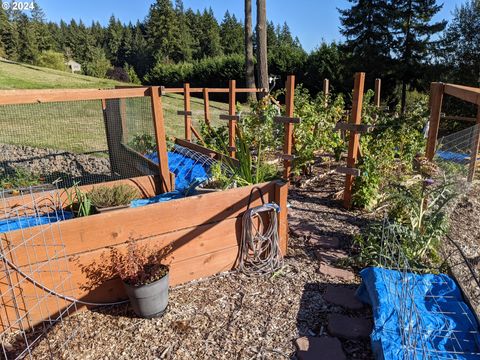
[0,96,161,193]
[434,123,480,182]
[0,185,80,359]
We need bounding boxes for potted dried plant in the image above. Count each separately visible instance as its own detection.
[111,242,171,318]
[87,184,140,213]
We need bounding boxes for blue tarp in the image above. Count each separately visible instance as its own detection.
[0,211,73,233]
[436,150,470,163]
[131,149,212,207]
[357,267,480,359]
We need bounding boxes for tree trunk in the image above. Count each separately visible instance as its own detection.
[244,0,256,102]
[256,0,268,98]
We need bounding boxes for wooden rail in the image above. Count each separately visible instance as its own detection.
[426,82,480,181]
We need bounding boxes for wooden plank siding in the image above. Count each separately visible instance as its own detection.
[0,181,289,331]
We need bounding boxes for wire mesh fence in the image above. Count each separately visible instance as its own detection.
[0,95,162,191]
[434,123,480,182]
[0,185,80,359]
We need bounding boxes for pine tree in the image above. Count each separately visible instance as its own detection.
[440,0,480,87]
[17,13,39,63]
[197,8,222,58]
[172,0,194,62]
[338,0,393,81]
[146,0,179,61]
[390,0,446,113]
[31,1,54,52]
[106,15,124,65]
[220,11,244,55]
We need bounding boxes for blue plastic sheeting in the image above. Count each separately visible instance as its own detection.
[357,267,480,359]
[132,149,212,207]
[144,150,210,193]
[130,190,186,208]
[0,211,73,234]
[436,150,470,163]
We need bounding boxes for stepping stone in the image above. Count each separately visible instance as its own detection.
[308,233,340,249]
[327,314,372,339]
[316,249,355,281]
[323,286,364,310]
[295,336,346,360]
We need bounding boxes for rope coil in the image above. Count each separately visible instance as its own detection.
[238,187,283,275]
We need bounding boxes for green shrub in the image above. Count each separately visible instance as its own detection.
[87,184,140,208]
[353,174,456,271]
[144,54,244,87]
[291,86,345,175]
[128,133,157,154]
[36,50,67,71]
[83,48,112,78]
[0,169,42,189]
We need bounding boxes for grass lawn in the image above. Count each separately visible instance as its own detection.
[0,60,230,152]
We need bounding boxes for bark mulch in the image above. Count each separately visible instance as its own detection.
[28,164,374,360]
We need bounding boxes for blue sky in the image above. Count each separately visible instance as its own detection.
[38,0,465,52]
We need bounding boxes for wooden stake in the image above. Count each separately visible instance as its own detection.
[374,78,381,107]
[343,72,365,209]
[467,106,480,182]
[203,88,211,126]
[228,80,237,158]
[283,75,296,180]
[184,83,192,141]
[426,82,445,161]
[150,86,172,192]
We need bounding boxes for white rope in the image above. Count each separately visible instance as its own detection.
[238,202,283,275]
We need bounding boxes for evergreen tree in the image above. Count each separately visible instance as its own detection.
[172,0,194,62]
[31,1,54,52]
[197,8,222,58]
[440,0,480,87]
[185,9,201,59]
[17,13,38,63]
[268,23,306,75]
[338,0,393,82]
[390,0,446,113]
[146,0,179,61]
[106,15,124,65]
[220,11,244,55]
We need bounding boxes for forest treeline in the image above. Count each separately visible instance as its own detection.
[0,0,478,108]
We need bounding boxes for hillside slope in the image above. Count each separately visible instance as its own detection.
[0,60,123,89]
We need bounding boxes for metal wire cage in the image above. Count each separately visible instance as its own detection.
[0,185,80,359]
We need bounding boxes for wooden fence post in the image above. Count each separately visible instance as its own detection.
[323,78,330,106]
[283,75,296,180]
[426,82,445,161]
[374,78,381,107]
[203,88,210,126]
[183,83,192,141]
[228,80,237,158]
[343,72,365,209]
[150,86,172,192]
[467,106,480,182]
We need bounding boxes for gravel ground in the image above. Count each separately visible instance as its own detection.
[23,162,374,360]
[0,143,111,185]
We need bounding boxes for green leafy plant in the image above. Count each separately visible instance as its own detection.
[128,133,157,154]
[87,184,140,209]
[0,169,43,189]
[291,86,345,175]
[353,172,457,271]
[64,183,92,217]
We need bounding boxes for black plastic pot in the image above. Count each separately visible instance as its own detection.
[123,272,169,318]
